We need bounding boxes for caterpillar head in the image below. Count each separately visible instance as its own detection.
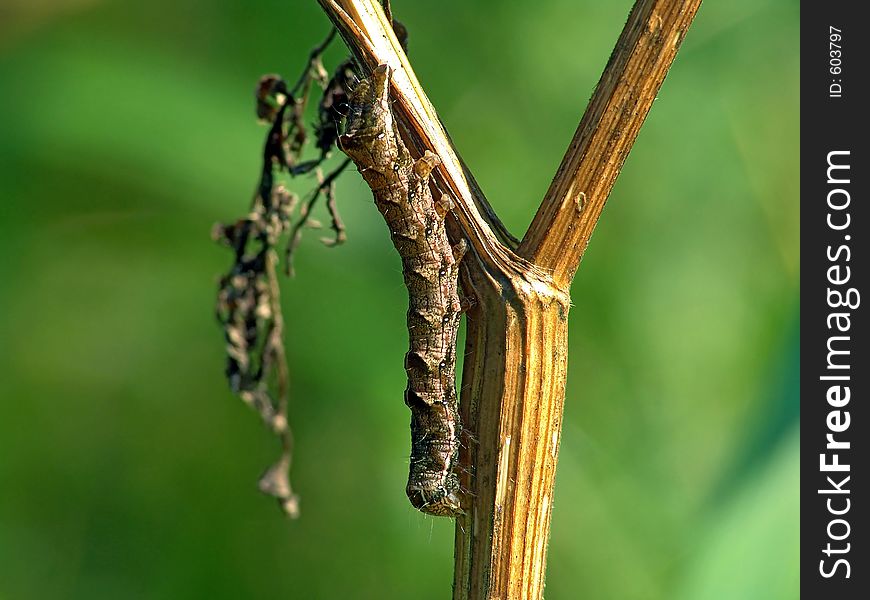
[407,474,465,517]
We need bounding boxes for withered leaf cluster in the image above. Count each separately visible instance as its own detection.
[213,28,356,518]
[214,184,300,517]
[213,2,410,519]
[214,186,295,418]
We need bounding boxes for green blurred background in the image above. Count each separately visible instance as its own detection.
[0,0,798,598]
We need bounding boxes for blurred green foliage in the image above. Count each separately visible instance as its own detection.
[0,0,798,598]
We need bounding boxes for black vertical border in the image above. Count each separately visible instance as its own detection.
[802,1,867,596]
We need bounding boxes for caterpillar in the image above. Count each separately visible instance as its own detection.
[339,65,466,517]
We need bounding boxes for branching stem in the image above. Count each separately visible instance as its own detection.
[312,1,702,597]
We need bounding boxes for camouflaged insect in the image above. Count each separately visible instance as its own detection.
[339,65,465,517]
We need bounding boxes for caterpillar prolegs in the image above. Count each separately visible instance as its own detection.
[339,65,466,517]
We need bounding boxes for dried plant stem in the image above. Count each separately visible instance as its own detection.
[317,0,701,598]
[520,0,704,288]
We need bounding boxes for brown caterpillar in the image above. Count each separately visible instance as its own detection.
[339,65,465,517]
